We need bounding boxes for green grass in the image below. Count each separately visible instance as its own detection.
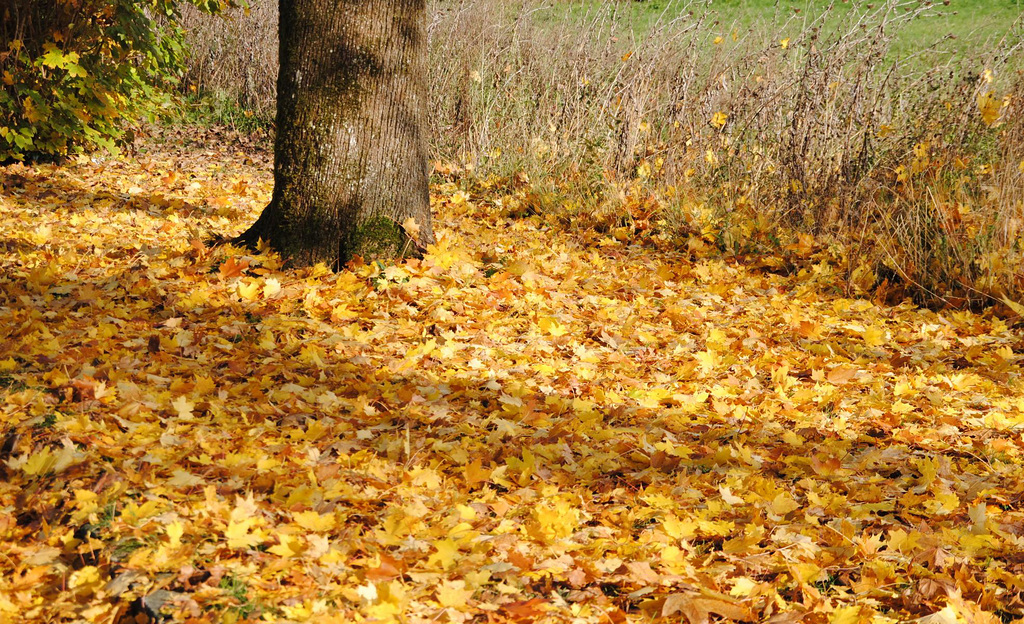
[541,0,1023,59]
[176,92,275,134]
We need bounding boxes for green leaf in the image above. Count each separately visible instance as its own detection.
[41,48,65,69]
[13,131,34,150]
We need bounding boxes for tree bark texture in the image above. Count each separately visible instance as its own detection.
[237,0,434,268]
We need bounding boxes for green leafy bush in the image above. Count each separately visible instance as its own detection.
[0,0,235,161]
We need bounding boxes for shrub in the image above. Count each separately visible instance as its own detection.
[0,0,236,161]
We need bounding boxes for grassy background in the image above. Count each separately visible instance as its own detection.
[553,0,1023,40]
[546,0,1023,64]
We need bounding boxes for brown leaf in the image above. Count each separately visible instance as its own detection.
[507,549,534,572]
[501,598,547,621]
[567,567,588,589]
[694,597,752,621]
[765,610,807,624]
[662,593,753,624]
[624,561,661,585]
[662,593,707,624]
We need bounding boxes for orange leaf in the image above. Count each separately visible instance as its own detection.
[827,366,857,384]
[364,553,406,581]
[464,458,491,488]
[219,256,250,279]
[502,598,548,621]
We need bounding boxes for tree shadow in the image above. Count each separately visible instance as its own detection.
[1,166,212,216]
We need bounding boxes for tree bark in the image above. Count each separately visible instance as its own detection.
[236,0,434,268]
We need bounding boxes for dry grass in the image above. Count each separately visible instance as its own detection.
[178,1,278,122]
[178,0,1024,308]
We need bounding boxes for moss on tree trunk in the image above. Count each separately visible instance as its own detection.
[345,216,411,262]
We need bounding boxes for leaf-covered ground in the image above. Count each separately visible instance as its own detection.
[3,134,1024,624]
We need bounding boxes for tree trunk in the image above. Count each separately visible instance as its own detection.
[236,0,434,268]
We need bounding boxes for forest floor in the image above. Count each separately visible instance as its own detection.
[2,133,1024,623]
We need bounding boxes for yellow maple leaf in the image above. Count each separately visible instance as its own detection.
[80,603,113,623]
[792,561,822,584]
[770,493,800,516]
[225,517,267,550]
[69,566,102,594]
[257,457,280,472]
[969,503,988,535]
[122,499,165,524]
[237,278,260,301]
[719,486,744,505]
[695,348,720,372]
[23,97,43,123]
[920,605,959,624]
[269,532,306,558]
[165,521,185,548]
[1002,296,1024,317]
[526,498,580,544]
[977,90,1003,126]
[831,605,864,624]
[402,217,421,240]
[20,446,78,476]
[729,577,758,597]
[280,602,314,620]
[426,538,460,570]
[862,325,886,347]
[299,343,326,368]
[538,317,567,337]
[168,469,203,487]
[194,375,215,396]
[71,489,100,524]
[230,493,261,522]
[435,580,473,609]
[891,400,916,415]
[293,510,337,532]
[662,514,697,539]
[710,111,728,130]
[354,582,378,604]
[661,545,688,572]
[782,430,804,446]
[893,380,915,397]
